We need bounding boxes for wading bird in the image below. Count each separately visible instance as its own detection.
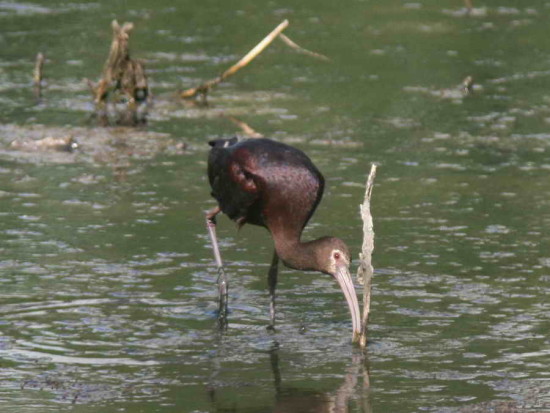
[206,137,360,339]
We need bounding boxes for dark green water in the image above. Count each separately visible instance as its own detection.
[1,0,550,411]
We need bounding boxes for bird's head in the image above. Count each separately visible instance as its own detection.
[315,237,361,338]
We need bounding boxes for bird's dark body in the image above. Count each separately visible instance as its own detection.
[208,138,324,238]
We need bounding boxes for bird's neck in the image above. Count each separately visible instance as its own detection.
[272,230,322,272]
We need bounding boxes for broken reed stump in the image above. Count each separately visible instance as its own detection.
[461,75,474,95]
[356,164,377,348]
[33,52,44,99]
[181,20,289,100]
[88,20,149,125]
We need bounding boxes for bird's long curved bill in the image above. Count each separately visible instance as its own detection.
[335,265,361,339]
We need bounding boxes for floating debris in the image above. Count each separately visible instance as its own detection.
[10,135,77,152]
[403,76,480,103]
[1,124,186,165]
[442,7,488,17]
[381,117,421,129]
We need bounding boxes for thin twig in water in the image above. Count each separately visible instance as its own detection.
[225,116,264,138]
[181,20,290,99]
[278,33,330,62]
[357,163,377,348]
[33,52,44,99]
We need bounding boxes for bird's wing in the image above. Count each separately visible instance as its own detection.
[228,160,260,194]
[208,147,261,224]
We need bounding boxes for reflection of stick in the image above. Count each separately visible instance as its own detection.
[278,33,330,62]
[181,20,289,99]
[33,52,44,99]
[357,164,377,349]
[331,354,361,411]
[226,116,264,138]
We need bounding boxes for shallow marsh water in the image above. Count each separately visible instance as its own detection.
[1,0,550,412]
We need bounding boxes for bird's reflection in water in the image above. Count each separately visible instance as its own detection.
[208,339,372,413]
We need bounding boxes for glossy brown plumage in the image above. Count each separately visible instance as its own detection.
[208,138,324,260]
[206,137,361,337]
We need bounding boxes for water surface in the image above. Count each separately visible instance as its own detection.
[1,0,549,412]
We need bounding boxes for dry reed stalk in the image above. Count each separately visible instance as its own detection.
[356,164,377,348]
[181,20,289,99]
[226,116,264,138]
[278,33,330,61]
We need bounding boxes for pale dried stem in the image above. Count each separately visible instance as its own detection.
[278,33,330,62]
[33,52,44,99]
[181,20,289,99]
[357,163,377,348]
[225,116,264,138]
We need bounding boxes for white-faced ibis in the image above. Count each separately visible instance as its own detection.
[206,137,361,338]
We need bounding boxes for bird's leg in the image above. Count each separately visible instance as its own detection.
[206,206,224,268]
[206,206,228,328]
[267,251,279,330]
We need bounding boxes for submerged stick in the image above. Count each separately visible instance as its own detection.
[33,52,44,99]
[278,33,330,62]
[181,20,289,99]
[357,164,377,348]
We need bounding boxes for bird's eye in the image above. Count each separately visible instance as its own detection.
[334,252,341,260]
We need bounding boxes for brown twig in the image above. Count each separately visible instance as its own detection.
[181,20,290,99]
[225,116,264,138]
[278,33,330,62]
[357,163,377,348]
[33,52,44,99]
